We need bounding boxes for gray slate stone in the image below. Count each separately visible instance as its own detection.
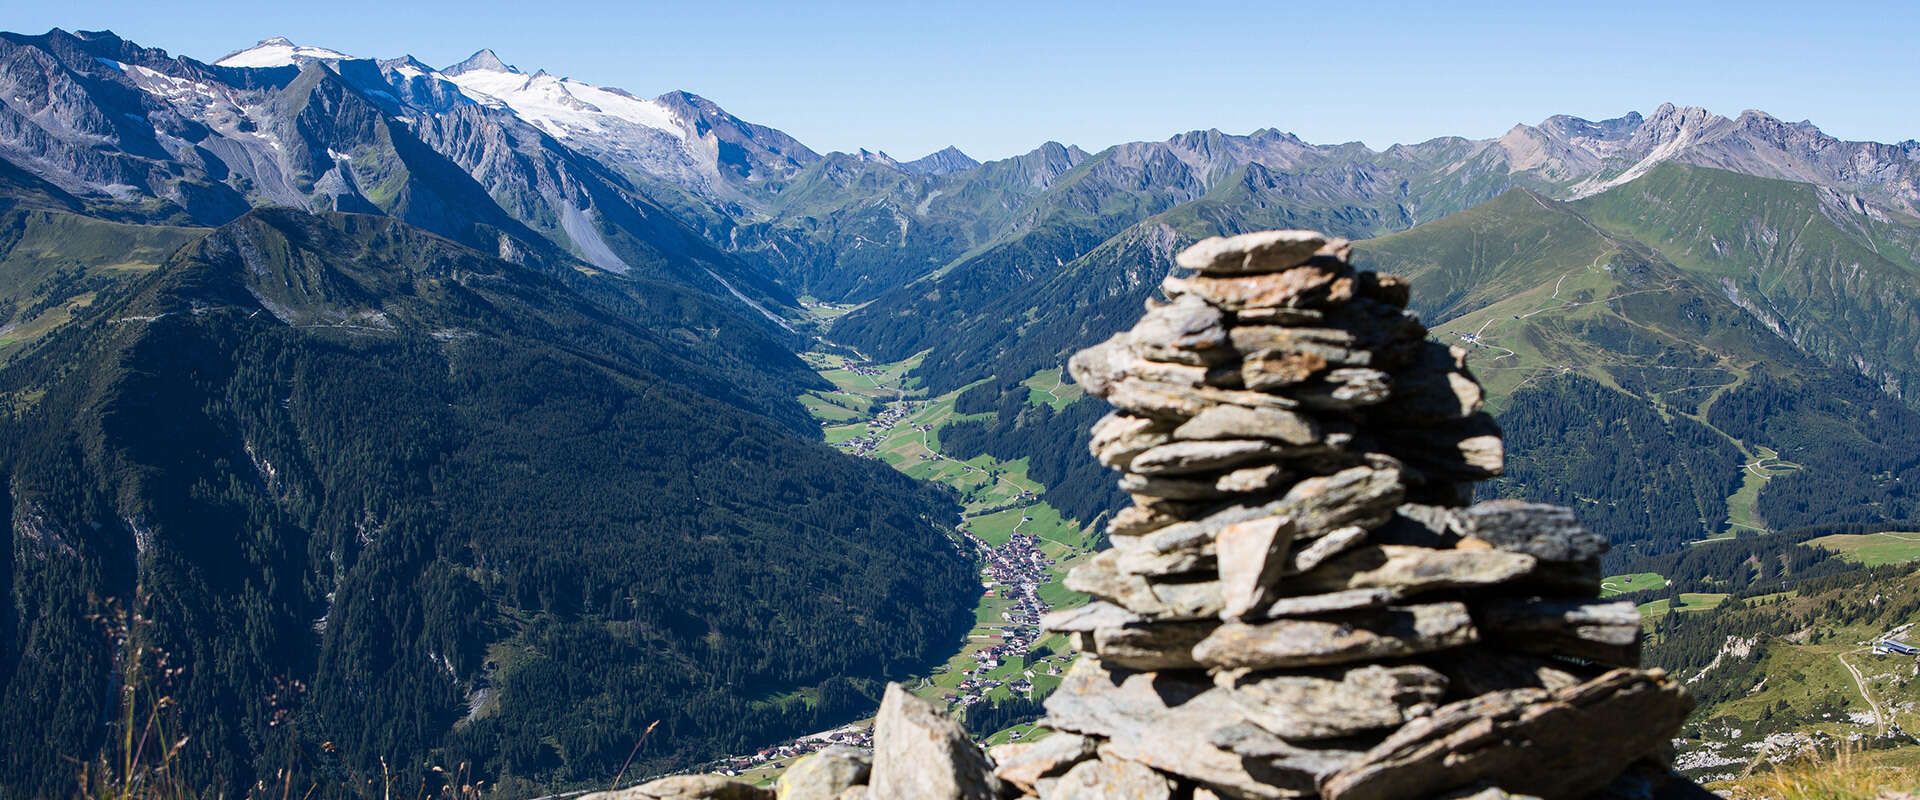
[1049,753,1177,800]
[1064,551,1223,619]
[1089,413,1175,470]
[1130,439,1289,476]
[1163,264,1353,312]
[1086,619,1216,670]
[870,683,1003,800]
[1452,500,1608,562]
[1044,659,1355,799]
[1193,602,1479,670]
[1375,414,1505,483]
[1173,404,1335,446]
[1288,525,1368,574]
[1259,588,1401,619]
[1375,344,1483,424]
[1040,601,1141,632]
[1296,368,1392,410]
[1216,664,1449,741]
[989,732,1096,794]
[1473,597,1642,666]
[1286,545,1540,597]
[1105,377,1301,421]
[1121,464,1292,502]
[1217,515,1296,619]
[1130,294,1232,364]
[1319,669,1694,800]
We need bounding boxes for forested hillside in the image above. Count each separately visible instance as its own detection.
[0,209,975,796]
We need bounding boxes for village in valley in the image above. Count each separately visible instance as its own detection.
[705,344,1096,783]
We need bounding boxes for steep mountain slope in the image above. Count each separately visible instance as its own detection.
[0,208,975,796]
[1355,168,1920,553]
[0,30,798,332]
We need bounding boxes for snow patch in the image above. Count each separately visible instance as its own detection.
[216,37,355,68]
[443,68,684,140]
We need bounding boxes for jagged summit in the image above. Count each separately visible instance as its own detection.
[443,47,518,76]
[215,36,355,68]
[903,145,979,176]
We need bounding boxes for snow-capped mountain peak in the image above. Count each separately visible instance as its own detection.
[443,48,519,76]
[439,57,684,141]
[215,36,355,68]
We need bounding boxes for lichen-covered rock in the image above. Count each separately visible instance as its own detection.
[870,684,1003,800]
[775,745,871,800]
[1048,752,1177,800]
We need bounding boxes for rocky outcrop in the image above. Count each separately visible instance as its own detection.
[1021,230,1697,799]
[588,230,1700,799]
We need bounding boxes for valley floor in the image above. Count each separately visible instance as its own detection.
[702,334,1098,784]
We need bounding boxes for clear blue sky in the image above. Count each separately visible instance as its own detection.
[15,0,1917,160]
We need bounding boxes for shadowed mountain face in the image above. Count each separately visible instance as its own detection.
[3,23,1920,798]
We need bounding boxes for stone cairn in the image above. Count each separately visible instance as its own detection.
[587,231,1703,800]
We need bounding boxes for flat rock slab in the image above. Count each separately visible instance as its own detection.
[1319,669,1694,800]
[1064,550,1223,619]
[1044,659,1355,799]
[871,683,1003,800]
[1286,545,1540,597]
[1218,516,1296,618]
[1216,664,1449,741]
[1174,404,1334,446]
[1105,377,1301,421]
[1452,500,1608,562]
[1131,439,1291,476]
[1258,587,1401,619]
[1122,463,1292,502]
[1176,230,1340,274]
[1473,597,1642,666]
[1193,602,1478,670]
[1085,618,1216,670]
[989,732,1096,794]
[1164,265,1353,311]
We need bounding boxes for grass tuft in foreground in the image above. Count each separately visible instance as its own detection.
[1714,742,1920,800]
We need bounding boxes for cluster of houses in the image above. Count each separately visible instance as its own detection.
[834,402,911,456]
[948,531,1061,707]
[703,723,873,778]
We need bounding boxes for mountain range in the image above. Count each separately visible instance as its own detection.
[2,27,1918,797]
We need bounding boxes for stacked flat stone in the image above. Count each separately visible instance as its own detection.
[997,230,1698,800]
